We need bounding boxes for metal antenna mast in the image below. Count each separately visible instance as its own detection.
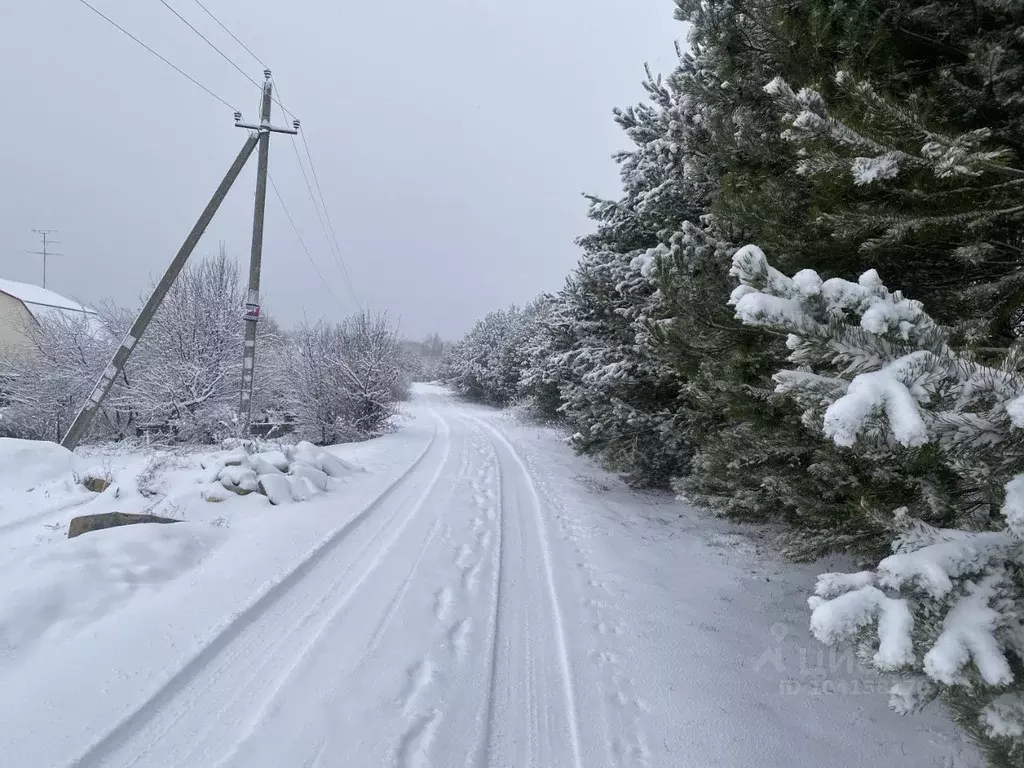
[234,71,299,434]
[26,229,63,288]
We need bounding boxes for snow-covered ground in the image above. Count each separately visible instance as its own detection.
[0,384,979,767]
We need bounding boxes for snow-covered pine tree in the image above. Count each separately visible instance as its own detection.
[730,243,1024,765]
[516,59,703,486]
[551,240,687,487]
[758,0,1024,343]
[657,0,1024,559]
[648,0,864,542]
[520,288,577,421]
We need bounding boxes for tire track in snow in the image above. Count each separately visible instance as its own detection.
[388,417,500,768]
[351,424,474,671]
[65,412,447,768]
[519,439,650,767]
[450,417,504,768]
[213,417,459,767]
[0,494,91,537]
[463,414,584,768]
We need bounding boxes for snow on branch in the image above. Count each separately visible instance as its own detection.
[822,352,933,448]
[729,245,950,449]
[731,243,1024,709]
[730,244,937,340]
[808,584,915,670]
[767,71,1019,186]
[924,574,1014,686]
[878,530,1015,598]
[982,694,1024,741]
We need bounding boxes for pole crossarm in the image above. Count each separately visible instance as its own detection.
[234,120,298,134]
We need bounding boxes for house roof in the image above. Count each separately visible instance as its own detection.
[0,277,105,338]
[0,277,97,317]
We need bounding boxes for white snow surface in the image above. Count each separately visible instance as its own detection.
[1007,394,1024,428]
[0,437,76,490]
[0,386,980,767]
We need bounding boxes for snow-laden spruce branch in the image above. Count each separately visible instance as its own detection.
[728,243,1024,747]
[764,73,1019,185]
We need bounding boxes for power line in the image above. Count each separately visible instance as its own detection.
[299,131,359,305]
[188,0,268,70]
[155,3,360,309]
[284,128,360,306]
[26,229,63,289]
[268,174,347,314]
[150,2,357,308]
[271,81,360,307]
[74,0,237,111]
[155,0,263,90]
[184,0,293,120]
[289,140,336,268]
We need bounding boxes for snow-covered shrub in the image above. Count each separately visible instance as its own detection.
[336,311,410,425]
[0,303,124,442]
[0,251,405,448]
[730,244,1024,764]
[0,251,285,445]
[112,249,283,444]
[445,300,548,406]
[273,311,405,446]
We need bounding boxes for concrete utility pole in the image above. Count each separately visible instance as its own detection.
[61,69,297,450]
[61,135,260,450]
[26,229,63,288]
[234,70,299,434]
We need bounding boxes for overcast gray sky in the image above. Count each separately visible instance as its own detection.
[1,0,682,338]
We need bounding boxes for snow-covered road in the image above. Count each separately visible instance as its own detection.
[1,386,980,767]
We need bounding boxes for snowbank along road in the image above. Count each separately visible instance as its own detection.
[0,385,979,767]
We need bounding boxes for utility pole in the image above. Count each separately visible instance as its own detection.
[26,229,63,288]
[234,70,299,434]
[61,69,297,450]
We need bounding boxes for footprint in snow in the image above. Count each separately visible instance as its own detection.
[447,618,471,662]
[454,544,474,569]
[399,659,434,715]
[461,561,482,594]
[433,587,453,622]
